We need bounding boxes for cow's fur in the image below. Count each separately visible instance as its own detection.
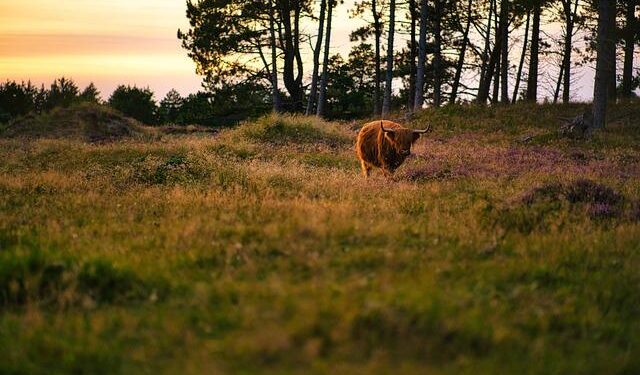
[355,120,424,177]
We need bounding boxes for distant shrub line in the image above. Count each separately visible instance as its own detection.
[0,78,271,127]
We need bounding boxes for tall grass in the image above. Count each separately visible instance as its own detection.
[0,103,639,374]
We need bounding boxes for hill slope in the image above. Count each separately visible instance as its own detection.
[1,103,150,142]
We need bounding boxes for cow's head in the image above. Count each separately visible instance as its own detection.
[381,122,431,156]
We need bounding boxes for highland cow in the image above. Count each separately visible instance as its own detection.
[355,120,431,177]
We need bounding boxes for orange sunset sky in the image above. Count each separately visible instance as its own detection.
[0,0,358,100]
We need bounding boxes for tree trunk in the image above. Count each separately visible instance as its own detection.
[592,0,616,132]
[414,0,428,109]
[382,0,396,116]
[561,0,579,103]
[553,63,565,103]
[607,0,618,102]
[500,0,509,103]
[305,0,327,115]
[413,0,428,109]
[270,0,281,112]
[477,28,503,103]
[280,1,304,110]
[526,0,541,102]
[493,57,500,103]
[512,10,530,103]
[373,0,382,115]
[479,0,495,93]
[408,0,417,112]
[433,0,443,107]
[450,0,473,104]
[622,0,636,97]
[317,0,334,117]
[491,0,500,103]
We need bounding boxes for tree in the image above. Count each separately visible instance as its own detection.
[621,0,637,97]
[512,10,530,103]
[591,0,617,132]
[46,77,79,110]
[159,89,184,123]
[526,0,541,102]
[306,0,327,115]
[178,0,311,110]
[317,0,335,116]
[499,0,509,103]
[0,81,38,121]
[79,83,101,104]
[414,0,428,109]
[382,0,396,116]
[108,85,158,125]
[269,0,282,112]
[561,0,580,103]
[177,92,214,125]
[450,0,473,104]
[407,0,417,111]
[351,0,385,115]
[433,0,443,107]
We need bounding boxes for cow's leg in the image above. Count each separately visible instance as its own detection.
[360,160,371,178]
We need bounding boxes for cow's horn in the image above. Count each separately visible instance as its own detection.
[413,123,431,133]
[381,122,396,133]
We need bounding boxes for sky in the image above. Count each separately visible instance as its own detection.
[0,0,605,102]
[0,0,358,101]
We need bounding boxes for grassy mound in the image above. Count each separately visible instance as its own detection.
[408,100,640,145]
[0,103,151,142]
[233,113,352,147]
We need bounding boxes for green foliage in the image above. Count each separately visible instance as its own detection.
[158,89,183,124]
[45,77,79,110]
[108,85,158,125]
[79,82,101,104]
[0,80,43,121]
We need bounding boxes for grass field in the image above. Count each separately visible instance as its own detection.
[1,102,639,374]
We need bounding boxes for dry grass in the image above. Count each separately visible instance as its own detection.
[0,104,639,374]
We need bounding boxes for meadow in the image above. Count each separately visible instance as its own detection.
[1,102,639,374]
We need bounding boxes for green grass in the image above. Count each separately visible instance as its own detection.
[0,103,639,374]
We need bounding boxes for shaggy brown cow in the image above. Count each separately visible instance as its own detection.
[355,120,430,177]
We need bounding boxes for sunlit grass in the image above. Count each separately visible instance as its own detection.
[1,105,639,374]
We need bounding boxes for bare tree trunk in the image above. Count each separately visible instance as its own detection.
[450,0,473,104]
[373,0,382,115]
[553,63,565,103]
[607,0,618,102]
[414,0,428,109]
[269,0,281,112]
[592,0,616,132]
[622,0,636,97]
[562,0,579,103]
[492,0,500,103]
[500,0,509,103]
[408,0,417,112]
[317,0,333,117]
[434,0,443,107]
[305,0,327,115]
[512,10,530,103]
[382,0,396,116]
[493,60,500,103]
[479,0,495,93]
[526,0,541,102]
[280,0,304,110]
[477,28,503,103]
